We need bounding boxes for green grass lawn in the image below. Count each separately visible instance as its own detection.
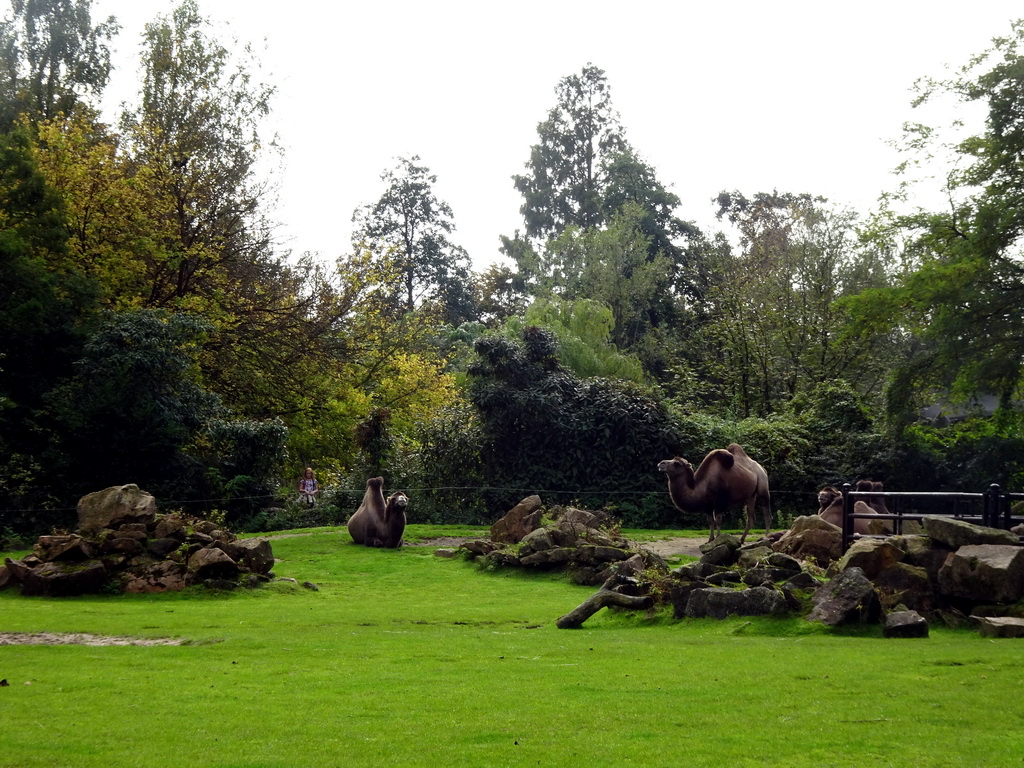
[2,526,1023,767]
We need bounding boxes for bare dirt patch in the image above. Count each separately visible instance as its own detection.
[634,537,705,558]
[407,536,473,547]
[0,632,186,646]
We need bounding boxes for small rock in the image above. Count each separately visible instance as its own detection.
[883,610,929,638]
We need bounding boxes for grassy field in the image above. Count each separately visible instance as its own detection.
[2,525,1023,767]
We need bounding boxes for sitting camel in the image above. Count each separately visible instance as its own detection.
[816,483,891,535]
[658,443,772,543]
[347,477,409,548]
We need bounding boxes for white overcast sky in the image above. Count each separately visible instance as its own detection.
[88,0,1022,271]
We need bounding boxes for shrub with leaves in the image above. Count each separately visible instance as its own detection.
[468,327,685,526]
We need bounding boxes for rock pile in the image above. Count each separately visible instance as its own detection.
[0,484,274,596]
[472,497,1024,637]
[667,514,1024,636]
[449,496,667,586]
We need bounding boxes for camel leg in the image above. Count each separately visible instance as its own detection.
[763,498,772,539]
[739,502,753,544]
[709,510,724,542]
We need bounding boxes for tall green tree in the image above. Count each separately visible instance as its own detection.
[848,20,1024,424]
[537,203,673,350]
[119,0,275,310]
[513,64,627,240]
[352,154,475,323]
[116,1,342,422]
[505,64,716,380]
[502,296,645,382]
[0,0,118,127]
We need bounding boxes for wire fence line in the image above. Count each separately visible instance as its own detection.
[1,485,820,517]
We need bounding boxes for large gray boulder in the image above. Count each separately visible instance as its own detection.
[20,560,108,597]
[873,562,934,613]
[700,533,741,555]
[836,539,903,580]
[973,616,1024,638]
[187,547,239,580]
[519,547,572,567]
[123,561,190,593]
[937,544,1024,603]
[899,535,950,583]
[807,567,882,626]
[737,545,773,569]
[521,527,555,551]
[921,516,1019,549]
[77,484,158,533]
[35,534,94,562]
[685,586,787,619]
[234,538,274,574]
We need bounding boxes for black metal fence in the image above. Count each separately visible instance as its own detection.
[840,483,1024,553]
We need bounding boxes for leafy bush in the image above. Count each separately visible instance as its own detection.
[405,401,490,525]
[201,418,288,524]
[468,327,685,527]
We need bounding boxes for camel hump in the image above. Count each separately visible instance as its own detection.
[726,443,748,458]
[709,449,735,469]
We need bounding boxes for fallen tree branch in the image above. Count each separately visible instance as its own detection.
[556,575,653,629]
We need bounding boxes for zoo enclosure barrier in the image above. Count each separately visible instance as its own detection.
[839,483,1024,553]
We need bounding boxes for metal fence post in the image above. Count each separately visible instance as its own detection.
[985,484,1001,528]
[841,482,853,553]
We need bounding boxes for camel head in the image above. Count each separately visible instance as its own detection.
[387,491,408,510]
[658,457,693,478]
[817,485,840,509]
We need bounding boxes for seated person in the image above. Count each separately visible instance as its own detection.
[298,467,319,506]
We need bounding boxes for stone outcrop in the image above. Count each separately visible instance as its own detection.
[836,539,903,580]
[922,516,1019,549]
[461,499,663,587]
[973,616,1024,638]
[884,610,929,638]
[685,585,787,619]
[489,495,543,544]
[1,485,275,596]
[77,484,158,533]
[772,515,842,564]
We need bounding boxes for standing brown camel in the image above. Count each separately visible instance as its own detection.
[658,443,772,543]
